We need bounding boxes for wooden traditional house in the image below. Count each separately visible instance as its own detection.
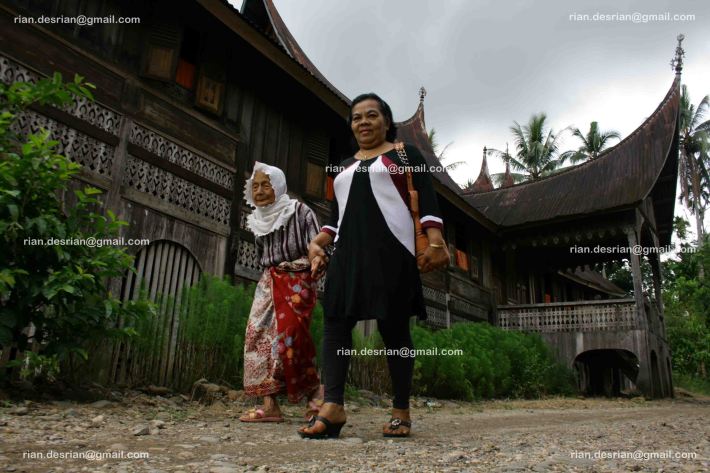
[0,0,680,398]
[0,0,351,386]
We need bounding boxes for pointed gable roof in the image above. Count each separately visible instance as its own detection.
[463,77,681,245]
[501,161,514,188]
[470,147,494,192]
[240,0,350,106]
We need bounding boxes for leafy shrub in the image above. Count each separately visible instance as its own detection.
[411,322,576,400]
[0,73,154,380]
[124,273,326,391]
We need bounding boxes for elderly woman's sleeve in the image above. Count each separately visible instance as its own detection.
[302,204,321,241]
[407,145,444,231]
[254,235,264,266]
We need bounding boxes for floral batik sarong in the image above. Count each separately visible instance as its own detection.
[243,257,320,402]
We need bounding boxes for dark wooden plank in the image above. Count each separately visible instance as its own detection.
[126,143,232,199]
[276,113,290,173]
[0,9,125,109]
[249,97,266,165]
[138,90,237,167]
[263,107,280,165]
[287,123,304,191]
[31,103,120,146]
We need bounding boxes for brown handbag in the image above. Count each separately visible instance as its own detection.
[394,142,437,270]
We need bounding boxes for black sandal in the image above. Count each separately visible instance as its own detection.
[383,417,411,438]
[298,415,346,439]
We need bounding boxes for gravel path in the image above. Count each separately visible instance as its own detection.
[1,393,708,472]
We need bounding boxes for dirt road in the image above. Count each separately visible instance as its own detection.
[1,393,708,472]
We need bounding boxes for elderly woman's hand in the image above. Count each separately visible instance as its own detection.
[308,240,329,279]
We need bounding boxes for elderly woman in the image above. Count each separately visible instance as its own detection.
[298,93,449,439]
[239,162,323,423]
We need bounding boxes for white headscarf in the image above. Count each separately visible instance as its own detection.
[244,161,297,236]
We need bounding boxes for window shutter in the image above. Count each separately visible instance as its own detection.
[195,71,225,114]
[141,21,180,81]
[305,130,329,199]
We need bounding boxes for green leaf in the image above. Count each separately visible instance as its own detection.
[0,311,17,328]
[71,347,88,361]
[0,270,17,288]
[0,327,12,346]
[7,204,18,220]
[62,284,77,294]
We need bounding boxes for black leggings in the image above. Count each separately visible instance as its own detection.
[322,317,414,409]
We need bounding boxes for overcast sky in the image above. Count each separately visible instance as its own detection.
[230,0,710,234]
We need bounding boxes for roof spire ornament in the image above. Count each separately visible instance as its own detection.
[419,86,427,103]
[670,34,685,75]
[470,146,493,193]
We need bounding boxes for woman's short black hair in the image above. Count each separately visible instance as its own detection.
[348,93,398,142]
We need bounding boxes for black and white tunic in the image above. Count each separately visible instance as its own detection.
[321,144,444,321]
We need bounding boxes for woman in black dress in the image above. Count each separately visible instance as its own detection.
[298,93,449,439]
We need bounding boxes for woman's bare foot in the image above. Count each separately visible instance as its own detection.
[298,402,346,434]
[304,385,324,419]
[239,395,282,421]
[383,407,411,436]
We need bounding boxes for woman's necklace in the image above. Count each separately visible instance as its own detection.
[355,144,393,161]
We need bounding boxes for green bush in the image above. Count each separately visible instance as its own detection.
[171,275,254,389]
[125,273,326,391]
[0,73,154,381]
[663,232,710,389]
[411,322,576,400]
[348,326,391,394]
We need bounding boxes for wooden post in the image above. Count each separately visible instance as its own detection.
[225,141,249,280]
[649,253,665,315]
[625,227,646,328]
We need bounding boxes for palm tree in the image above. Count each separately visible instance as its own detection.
[678,85,710,260]
[428,128,464,171]
[560,121,621,164]
[507,113,568,180]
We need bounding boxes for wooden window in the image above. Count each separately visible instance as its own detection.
[195,72,225,114]
[141,21,180,81]
[176,28,200,90]
[470,254,480,280]
[453,223,472,274]
[306,162,325,199]
[305,131,329,199]
[455,249,469,271]
[145,45,177,80]
[175,60,196,89]
[492,274,503,305]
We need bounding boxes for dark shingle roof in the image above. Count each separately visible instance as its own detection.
[462,77,680,244]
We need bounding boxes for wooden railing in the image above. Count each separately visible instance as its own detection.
[497,299,639,333]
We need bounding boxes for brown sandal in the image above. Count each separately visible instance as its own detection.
[383,417,411,437]
[239,408,284,423]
